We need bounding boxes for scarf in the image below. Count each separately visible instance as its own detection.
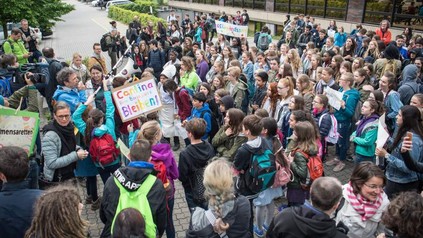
[356,114,379,137]
[345,182,383,221]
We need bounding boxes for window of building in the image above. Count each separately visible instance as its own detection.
[234,0,243,8]
[326,0,347,20]
[363,0,393,24]
[307,0,325,17]
[291,0,306,14]
[275,0,289,13]
[224,0,233,7]
[253,0,266,10]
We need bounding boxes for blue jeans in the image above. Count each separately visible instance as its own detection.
[98,163,121,184]
[336,121,351,162]
[166,197,175,238]
[355,154,375,164]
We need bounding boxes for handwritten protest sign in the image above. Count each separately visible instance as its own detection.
[0,107,39,155]
[112,78,162,122]
[216,21,248,38]
[325,87,343,110]
[376,113,390,148]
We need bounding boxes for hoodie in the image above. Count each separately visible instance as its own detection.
[267,201,348,238]
[151,143,179,198]
[100,162,167,238]
[398,64,419,105]
[178,141,215,191]
[187,103,212,140]
[53,85,86,114]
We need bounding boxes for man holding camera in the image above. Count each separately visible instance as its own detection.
[3,28,30,65]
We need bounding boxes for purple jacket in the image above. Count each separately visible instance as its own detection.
[196,60,209,82]
[151,143,179,198]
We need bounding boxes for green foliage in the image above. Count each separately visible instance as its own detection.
[0,0,74,38]
[108,5,166,27]
[119,3,158,16]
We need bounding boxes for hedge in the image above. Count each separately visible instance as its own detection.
[119,3,158,16]
[108,6,167,27]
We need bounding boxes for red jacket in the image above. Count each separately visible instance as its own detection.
[375,28,392,45]
[175,88,192,121]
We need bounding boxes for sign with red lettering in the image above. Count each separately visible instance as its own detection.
[112,78,162,122]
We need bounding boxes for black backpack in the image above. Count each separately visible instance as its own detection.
[100,33,110,52]
[200,109,219,141]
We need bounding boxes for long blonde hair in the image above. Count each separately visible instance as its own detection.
[137,121,161,146]
[203,159,235,234]
[25,185,88,238]
[287,49,302,73]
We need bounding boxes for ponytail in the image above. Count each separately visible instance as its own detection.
[84,118,95,146]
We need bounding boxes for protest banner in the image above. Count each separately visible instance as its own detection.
[216,21,248,38]
[375,113,390,166]
[112,78,162,122]
[325,87,343,110]
[0,107,39,155]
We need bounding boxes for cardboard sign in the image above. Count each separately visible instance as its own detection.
[325,87,343,110]
[0,107,39,155]
[112,78,162,122]
[216,21,248,38]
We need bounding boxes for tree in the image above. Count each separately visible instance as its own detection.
[0,0,74,39]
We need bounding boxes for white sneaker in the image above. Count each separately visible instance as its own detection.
[325,158,340,166]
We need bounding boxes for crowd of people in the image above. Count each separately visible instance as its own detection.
[1,9,423,238]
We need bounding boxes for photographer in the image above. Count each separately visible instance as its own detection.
[20,19,42,63]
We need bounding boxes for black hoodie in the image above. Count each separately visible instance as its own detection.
[99,163,167,238]
[267,203,348,238]
[178,141,216,191]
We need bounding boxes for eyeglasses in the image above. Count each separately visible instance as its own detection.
[363,183,384,191]
[56,114,71,120]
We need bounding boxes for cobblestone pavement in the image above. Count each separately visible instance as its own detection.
[41,1,354,237]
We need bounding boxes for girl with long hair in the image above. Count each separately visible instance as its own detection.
[128,121,179,238]
[186,159,251,237]
[296,74,315,112]
[25,186,88,238]
[131,45,145,73]
[287,110,322,157]
[199,82,219,116]
[72,79,120,184]
[262,82,281,119]
[206,59,224,84]
[139,40,149,62]
[279,44,289,64]
[312,94,332,162]
[376,105,423,199]
[363,40,381,62]
[211,74,225,94]
[183,37,194,58]
[379,71,403,134]
[410,93,423,109]
[351,99,384,164]
[281,95,305,147]
[212,108,247,161]
[195,49,209,82]
[286,49,303,79]
[71,53,89,84]
[85,64,110,113]
[276,78,295,147]
[180,56,200,91]
[277,63,293,81]
[340,61,352,74]
[216,33,230,54]
[353,68,371,102]
[253,117,284,237]
[286,121,318,206]
[307,53,321,82]
[222,46,236,71]
[254,52,270,72]
[240,51,254,89]
[352,58,364,73]
[330,55,344,83]
[340,36,357,61]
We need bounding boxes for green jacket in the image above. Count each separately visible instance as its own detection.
[3,37,29,65]
[226,81,248,111]
[287,149,311,189]
[180,70,199,91]
[8,85,38,112]
[212,126,247,161]
[351,119,379,157]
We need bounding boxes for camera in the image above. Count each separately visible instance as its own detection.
[26,72,46,84]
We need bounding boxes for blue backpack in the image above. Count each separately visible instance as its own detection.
[243,144,276,194]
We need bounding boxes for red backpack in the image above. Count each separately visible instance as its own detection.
[89,133,120,168]
[295,150,324,188]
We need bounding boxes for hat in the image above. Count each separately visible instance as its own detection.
[160,65,176,79]
[219,95,234,110]
[192,92,207,103]
[383,43,400,60]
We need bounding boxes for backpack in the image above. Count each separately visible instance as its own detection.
[243,144,277,194]
[319,113,340,144]
[273,148,293,188]
[89,133,120,168]
[190,166,207,204]
[295,150,324,189]
[112,175,157,238]
[258,34,270,51]
[100,33,110,52]
[150,160,169,189]
[200,109,220,141]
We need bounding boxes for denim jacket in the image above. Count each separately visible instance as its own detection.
[386,133,423,183]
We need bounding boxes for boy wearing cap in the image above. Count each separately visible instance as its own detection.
[183,92,212,141]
